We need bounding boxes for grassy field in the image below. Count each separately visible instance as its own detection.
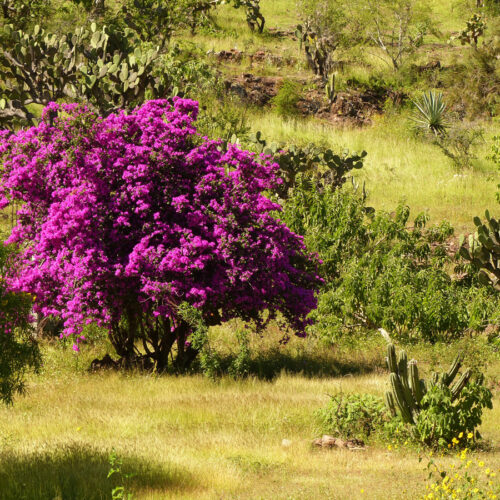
[0,337,499,500]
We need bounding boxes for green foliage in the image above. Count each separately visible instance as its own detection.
[434,126,484,169]
[228,329,251,378]
[107,450,135,500]
[282,185,499,342]
[0,0,49,30]
[153,42,218,99]
[459,210,500,290]
[325,72,336,105]
[316,393,388,440]
[0,245,40,405]
[271,79,302,118]
[384,343,493,448]
[424,445,500,499]
[411,91,449,136]
[457,13,486,47]
[196,98,250,145]
[69,0,106,14]
[231,0,264,33]
[294,21,339,79]
[121,0,203,48]
[177,302,222,378]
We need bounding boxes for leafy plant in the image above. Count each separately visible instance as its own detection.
[248,132,366,199]
[271,79,302,118]
[435,126,484,169]
[283,186,500,342]
[0,22,162,127]
[0,99,321,372]
[423,442,500,499]
[295,21,339,79]
[384,343,492,447]
[316,393,388,440]
[457,13,486,47]
[108,449,135,500]
[0,244,40,405]
[411,91,449,136]
[229,0,265,33]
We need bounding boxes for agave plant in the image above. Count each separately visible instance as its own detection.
[411,91,449,136]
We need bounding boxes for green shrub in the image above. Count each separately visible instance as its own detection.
[271,80,302,118]
[283,185,499,343]
[316,393,388,440]
[0,244,40,404]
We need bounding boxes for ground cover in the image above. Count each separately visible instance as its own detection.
[0,338,498,499]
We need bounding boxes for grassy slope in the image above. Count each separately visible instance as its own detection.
[190,0,499,232]
[0,341,498,500]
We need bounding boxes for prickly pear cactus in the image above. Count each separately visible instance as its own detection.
[459,210,500,290]
[0,22,161,128]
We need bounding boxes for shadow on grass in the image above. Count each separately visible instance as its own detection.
[208,348,384,381]
[0,443,195,500]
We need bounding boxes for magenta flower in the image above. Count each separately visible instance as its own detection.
[0,99,321,370]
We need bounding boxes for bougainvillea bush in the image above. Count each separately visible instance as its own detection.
[0,98,321,371]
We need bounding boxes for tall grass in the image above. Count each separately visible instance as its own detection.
[246,112,499,232]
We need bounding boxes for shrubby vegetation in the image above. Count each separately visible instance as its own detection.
[282,182,499,343]
[0,99,321,371]
[0,243,39,404]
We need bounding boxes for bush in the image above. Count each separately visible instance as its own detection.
[316,393,388,440]
[0,99,321,372]
[271,80,302,118]
[282,185,499,343]
[0,244,40,404]
[384,343,493,448]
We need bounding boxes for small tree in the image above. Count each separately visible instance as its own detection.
[0,99,321,371]
[362,0,432,70]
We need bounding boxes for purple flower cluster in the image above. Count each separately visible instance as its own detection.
[0,99,321,349]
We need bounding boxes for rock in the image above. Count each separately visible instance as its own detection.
[312,435,366,450]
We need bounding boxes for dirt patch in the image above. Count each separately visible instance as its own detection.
[213,49,296,67]
[226,73,407,126]
[225,73,283,106]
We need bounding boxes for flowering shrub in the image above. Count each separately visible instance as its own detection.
[0,98,321,370]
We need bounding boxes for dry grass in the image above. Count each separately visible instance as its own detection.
[0,338,498,500]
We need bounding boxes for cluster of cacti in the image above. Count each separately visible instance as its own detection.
[295,22,338,79]
[459,211,500,290]
[230,0,264,33]
[247,131,366,198]
[0,22,162,127]
[325,72,336,105]
[385,343,471,424]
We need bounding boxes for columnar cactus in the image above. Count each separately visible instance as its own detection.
[384,343,470,424]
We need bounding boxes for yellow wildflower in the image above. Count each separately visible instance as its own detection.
[479,461,485,467]
[467,432,473,439]
[458,432,463,438]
